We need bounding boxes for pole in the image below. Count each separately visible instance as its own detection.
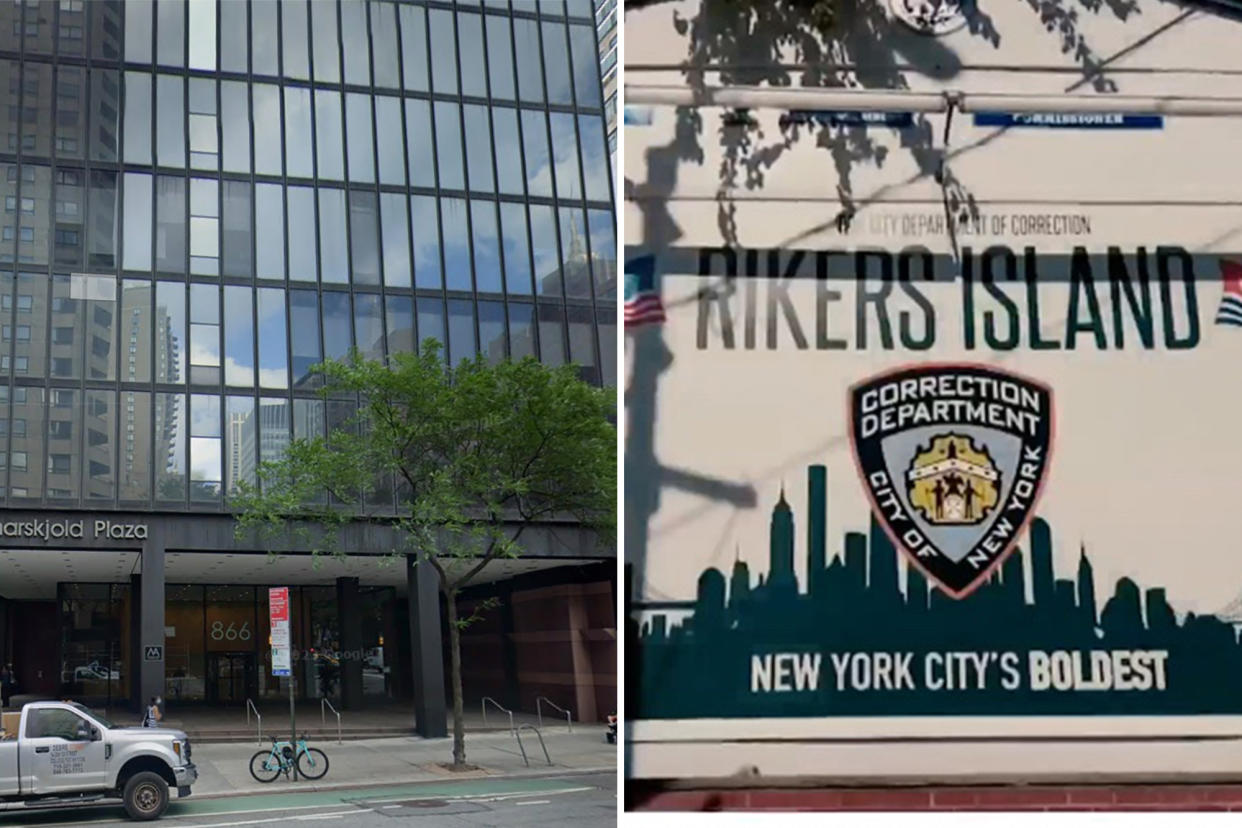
[289,668,297,781]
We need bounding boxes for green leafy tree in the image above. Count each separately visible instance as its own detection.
[233,341,616,767]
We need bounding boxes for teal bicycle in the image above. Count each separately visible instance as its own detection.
[249,734,329,782]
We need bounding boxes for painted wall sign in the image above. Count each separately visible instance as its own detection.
[972,112,1165,129]
[779,111,916,128]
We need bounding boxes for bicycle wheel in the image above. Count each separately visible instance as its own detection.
[249,750,282,783]
[297,747,329,780]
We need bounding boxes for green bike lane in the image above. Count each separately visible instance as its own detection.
[0,775,601,826]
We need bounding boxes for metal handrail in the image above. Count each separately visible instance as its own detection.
[536,697,573,733]
[515,724,552,768]
[481,696,515,735]
[245,699,262,745]
[320,698,342,744]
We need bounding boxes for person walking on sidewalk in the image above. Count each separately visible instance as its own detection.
[0,664,14,709]
[142,696,163,727]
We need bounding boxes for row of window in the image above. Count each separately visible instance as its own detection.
[1,170,617,301]
[0,274,617,388]
[2,65,612,202]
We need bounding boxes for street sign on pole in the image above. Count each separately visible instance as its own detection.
[269,587,291,676]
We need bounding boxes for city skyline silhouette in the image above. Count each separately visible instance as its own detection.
[635,463,1242,718]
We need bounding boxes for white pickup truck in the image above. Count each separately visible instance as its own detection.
[0,701,197,820]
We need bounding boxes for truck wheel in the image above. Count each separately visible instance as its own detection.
[123,771,170,821]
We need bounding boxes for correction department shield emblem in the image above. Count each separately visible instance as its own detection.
[848,364,1054,598]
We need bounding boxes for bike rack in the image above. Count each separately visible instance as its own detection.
[481,696,515,736]
[245,699,262,745]
[536,696,573,733]
[515,724,552,768]
[321,697,342,744]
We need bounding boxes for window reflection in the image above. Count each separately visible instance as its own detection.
[520,110,552,198]
[9,387,44,499]
[253,84,282,175]
[508,302,535,360]
[578,115,611,202]
[375,96,405,185]
[429,10,458,94]
[120,391,152,501]
[479,300,506,364]
[499,203,533,296]
[398,4,429,92]
[318,189,348,284]
[189,178,219,275]
[385,295,413,356]
[47,389,80,500]
[123,72,152,165]
[560,207,591,299]
[434,102,464,190]
[289,290,321,387]
[155,281,185,383]
[156,0,185,68]
[471,200,502,294]
[440,198,472,293]
[513,19,543,103]
[125,0,153,63]
[417,298,445,352]
[541,21,573,105]
[16,273,46,378]
[255,184,285,280]
[123,172,152,272]
[340,0,371,86]
[550,113,582,200]
[88,69,120,163]
[224,286,255,387]
[219,0,247,72]
[188,79,217,170]
[405,100,435,188]
[190,394,222,502]
[587,209,616,299]
[85,390,115,501]
[346,94,375,184]
[287,186,317,281]
[458,13,486,97]
[354,293,384,361]
[155,175,185,273]
[189,283,220,385]
[349,191,380,286]
[222,181,253,278]
[221,81,250,173]
[155,391,186,501]
[538,303,565,366]
[370,1,400,89]
[88,171,119,269]
[284,88,314,179]
[410,195,441,290]
[380,193,410,288]
[54,169,84,267]
[258,397,291,473]
[188,0,216,70]
[314,91,345,182]
[569,23,602,108]
[447,300,475,365]
[312,0,340,83]
[322,292,352,360]
[282,0,310,80]
[251,0,278,76]
[597,308,616,386]
[463,106,495,193]
[256,288,288,389]
[567,305,597,384]
[56,66,87,162]
[529,204,560,296]
[486,15,515,100]
[226,396,256,495]
[493,108,523,196]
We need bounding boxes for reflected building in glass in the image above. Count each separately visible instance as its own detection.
[0,0,616,734]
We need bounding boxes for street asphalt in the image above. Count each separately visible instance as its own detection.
[0,772,617,827]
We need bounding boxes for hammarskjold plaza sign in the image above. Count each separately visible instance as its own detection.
[0,518,149,541]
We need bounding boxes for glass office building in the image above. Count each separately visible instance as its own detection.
[0,0,617,735]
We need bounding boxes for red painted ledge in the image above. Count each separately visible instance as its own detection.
[627,785,1242,812]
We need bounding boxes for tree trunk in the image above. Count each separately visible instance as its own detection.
[445,590,466,766]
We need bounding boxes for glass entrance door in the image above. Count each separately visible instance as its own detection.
[207,652,255,704]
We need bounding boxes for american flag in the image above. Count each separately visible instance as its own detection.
[625,255,665,328]
[1219,258,1242,329]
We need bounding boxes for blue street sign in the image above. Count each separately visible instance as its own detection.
[781,110,915,127]
[972,112,1164,129]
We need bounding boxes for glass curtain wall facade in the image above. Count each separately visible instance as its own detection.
[593,0,616,164]
[0,0,617,511]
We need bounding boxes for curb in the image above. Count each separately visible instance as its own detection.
[188,765,618,800]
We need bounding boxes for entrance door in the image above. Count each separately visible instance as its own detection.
[207,653,255,704]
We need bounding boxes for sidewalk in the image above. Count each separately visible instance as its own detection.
[187,724,616,798]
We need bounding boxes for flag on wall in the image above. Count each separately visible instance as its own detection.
[1219,258,1242,328]
[625,255,665,328]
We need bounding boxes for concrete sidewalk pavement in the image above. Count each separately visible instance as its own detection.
[187,725,617,798]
